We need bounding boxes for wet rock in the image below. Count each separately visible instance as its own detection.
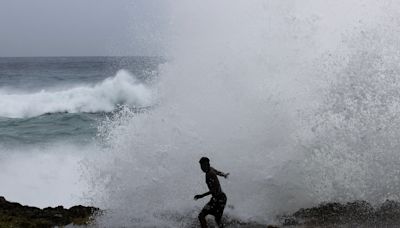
[281,200,400,227]
[375,200,400,224]
[0,196,99,228]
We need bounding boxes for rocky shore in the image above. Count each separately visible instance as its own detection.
[3,196,400,228]
[281,200,400,227]
[0,196,99,228]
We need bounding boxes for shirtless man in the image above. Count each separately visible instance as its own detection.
[194,157,229,228]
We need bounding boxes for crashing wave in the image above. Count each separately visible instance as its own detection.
[0,70,153,118]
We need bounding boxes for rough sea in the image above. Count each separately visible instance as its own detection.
[0,56,162,208]
[4,1,400,227]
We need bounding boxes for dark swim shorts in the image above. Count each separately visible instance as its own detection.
[202,192,227,217]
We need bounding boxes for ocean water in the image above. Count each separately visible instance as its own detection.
[0,57,161,144]
[0,56,162,207]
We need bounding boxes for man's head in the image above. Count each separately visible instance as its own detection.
[199,157,210,173]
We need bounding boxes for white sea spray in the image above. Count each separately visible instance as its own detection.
[85,1,400,226]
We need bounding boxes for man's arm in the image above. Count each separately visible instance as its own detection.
[194,173,220,200]
[194,191,211,200]
[213,168,230,178]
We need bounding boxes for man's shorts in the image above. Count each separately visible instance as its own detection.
[202,192,227,217]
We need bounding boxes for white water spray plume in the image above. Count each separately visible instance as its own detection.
[84,0,400,226]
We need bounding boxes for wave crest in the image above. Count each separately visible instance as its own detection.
[0,70,153,118]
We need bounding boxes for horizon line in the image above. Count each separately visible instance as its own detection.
[0,55,164,58]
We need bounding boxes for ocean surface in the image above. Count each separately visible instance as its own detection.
[0,57,161,147]
[0,56,162,207]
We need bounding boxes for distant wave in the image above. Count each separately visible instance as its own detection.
[0,70,153,118]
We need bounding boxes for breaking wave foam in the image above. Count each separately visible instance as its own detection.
[0,70,153,118]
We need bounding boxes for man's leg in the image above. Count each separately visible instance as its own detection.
[198,210,208,228]
[215,214,224,228]
[215,194,227,228]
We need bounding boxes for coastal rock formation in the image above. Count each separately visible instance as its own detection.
[0,196,99,228]
[281,200,400,227]
[4,195,400,227]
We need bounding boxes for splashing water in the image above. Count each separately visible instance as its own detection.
[85,0,400,226]
[0,70,152,118]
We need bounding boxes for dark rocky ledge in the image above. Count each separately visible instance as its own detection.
[0,196,99,228]
[280,200,400,227]
[4,195,400,227]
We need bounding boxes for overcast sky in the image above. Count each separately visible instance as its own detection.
[0,0,166,57]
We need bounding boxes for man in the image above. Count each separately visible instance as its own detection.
[194,157,229,228]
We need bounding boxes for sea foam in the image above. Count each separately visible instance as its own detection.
[0,143,94,208]
[0,70,153,118]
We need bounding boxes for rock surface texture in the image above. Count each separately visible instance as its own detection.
[281,200,400,227]
[0,196,99,228]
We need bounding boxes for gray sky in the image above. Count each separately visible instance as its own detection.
[0,0,166,57]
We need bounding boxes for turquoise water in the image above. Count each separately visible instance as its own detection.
[0,57,161,147]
